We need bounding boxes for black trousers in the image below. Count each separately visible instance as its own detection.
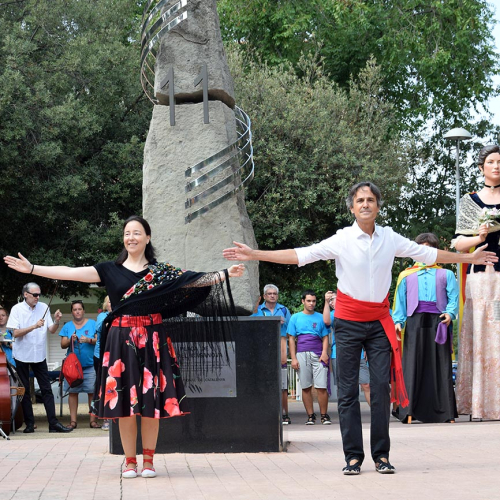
[14,358,58,427]
[335,318,391,464]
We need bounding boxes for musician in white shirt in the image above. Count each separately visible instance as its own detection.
[7,282,72,433]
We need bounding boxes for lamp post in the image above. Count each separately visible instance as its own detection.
[444,128,472,350]
[443,127,472,223]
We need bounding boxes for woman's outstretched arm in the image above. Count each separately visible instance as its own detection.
[4,252,100,283]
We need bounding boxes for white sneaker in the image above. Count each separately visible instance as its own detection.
[141,467,157,478]
[122,467,138,479]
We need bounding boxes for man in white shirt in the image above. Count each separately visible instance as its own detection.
[223,181,498,475]
[7,282,73,433]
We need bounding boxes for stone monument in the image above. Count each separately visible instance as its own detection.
[141,0,259,313]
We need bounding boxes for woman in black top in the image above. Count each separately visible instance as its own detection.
[4,215,244,478]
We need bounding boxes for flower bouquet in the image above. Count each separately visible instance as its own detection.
[478,207,500,228]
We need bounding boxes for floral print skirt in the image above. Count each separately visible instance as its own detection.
[91,315,189,419]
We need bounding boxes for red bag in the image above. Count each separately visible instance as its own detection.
[60,337,84,388]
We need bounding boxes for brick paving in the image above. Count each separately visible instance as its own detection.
[1,400,499,500]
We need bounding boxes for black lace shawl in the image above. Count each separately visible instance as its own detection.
[99,265,237,384]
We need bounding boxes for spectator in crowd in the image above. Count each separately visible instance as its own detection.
[288,290,331,425]
[323,291,370,406]
[7,282,72,433]
[0,306,15,367]
[223,180,496,475]
[393,232,458,424]
[94,295,112,430]
[60,300,99,429]
[253,284,292,424]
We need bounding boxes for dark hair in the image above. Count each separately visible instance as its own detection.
[0,307,8,315]
[415,232,439,249]
[71,300,85,311]
[301,289,316,300]
[477,144,500,168]
[345,181,383,209]
[115,215,157,265]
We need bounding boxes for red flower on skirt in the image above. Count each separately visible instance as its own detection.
[153,331,160,362]
[159,369,167,392]
[130,326,147,349]
[164,398,181,416]
[102,352,110,367]
[108,359,125,378]
[105,377,118,410]
[130,384,138,415]
[142,367,153,394]
[167,337,177,360]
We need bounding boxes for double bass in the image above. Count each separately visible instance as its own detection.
[0,338,24,438]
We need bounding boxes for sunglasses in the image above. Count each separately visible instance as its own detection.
[26,292,41,298]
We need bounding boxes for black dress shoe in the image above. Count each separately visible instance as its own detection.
[23,425,35,434]
[49,422,73,433]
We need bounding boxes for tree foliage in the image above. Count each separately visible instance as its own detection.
[219,0,499,132]
[0,0,151,307]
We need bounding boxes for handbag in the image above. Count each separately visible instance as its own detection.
[60,336,84,388]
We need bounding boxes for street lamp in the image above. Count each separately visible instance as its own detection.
[443,127,472,223]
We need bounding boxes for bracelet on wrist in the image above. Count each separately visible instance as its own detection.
[30,264,35,274]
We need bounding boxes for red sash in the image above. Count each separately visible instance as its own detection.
[111,314,163,327]
[335,290,408,407]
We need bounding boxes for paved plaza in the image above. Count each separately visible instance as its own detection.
[1,400,499,500]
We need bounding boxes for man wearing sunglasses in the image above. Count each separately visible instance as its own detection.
[7,282,73,433]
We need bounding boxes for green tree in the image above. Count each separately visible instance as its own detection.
[219,0,499,132]
[0,0,151,308]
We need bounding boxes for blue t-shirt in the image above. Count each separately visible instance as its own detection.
[252,302,291,337]
[59,319,97,368]
[288,311,329,338]
[0,330,16,367]
[94,311,108,358]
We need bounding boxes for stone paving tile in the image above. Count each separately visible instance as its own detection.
[1,401,500,500]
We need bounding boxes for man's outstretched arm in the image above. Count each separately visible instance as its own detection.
[435,244,498,266]
[223,242,298,265]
